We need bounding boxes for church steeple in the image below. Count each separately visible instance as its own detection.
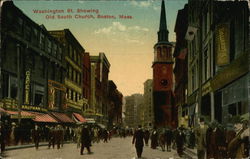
[158,0,169,42]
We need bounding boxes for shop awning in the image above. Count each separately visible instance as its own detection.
[73,113,86,123]
[30,112,58,123]
[5,110,35,119]
[0,107,6,114]
[50,112,74,123]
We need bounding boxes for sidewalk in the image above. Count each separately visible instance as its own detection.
[4,141,73,151]
[183,146,197,159]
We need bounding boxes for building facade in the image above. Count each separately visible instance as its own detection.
[49,29,85,115]
[152,0,176,128]
[173,4,189,127]
[90,53,110,125]
[124,94,143,128]
[143,79,154,128]
[187,0,249,125]
[82,52,91,112]
[1,1,65,115]
[108,80,123,128]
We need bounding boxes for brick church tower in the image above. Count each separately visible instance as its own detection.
[152,0,175,128]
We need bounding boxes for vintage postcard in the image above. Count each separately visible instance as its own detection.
[0,0,249,159]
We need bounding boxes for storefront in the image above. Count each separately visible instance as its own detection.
[221,73,249,124]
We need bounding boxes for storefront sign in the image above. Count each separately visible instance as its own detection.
[24,70,30,104]
[48,87,55,109]
[215,23,230,66]
[202,81,212,96]
[21,105,47,112]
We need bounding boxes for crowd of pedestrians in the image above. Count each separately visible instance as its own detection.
[1,117,249,159]
[132,117,249,159]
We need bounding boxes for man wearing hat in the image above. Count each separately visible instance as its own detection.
[228,119,249,158]
[132,125,144,159]
[195,117,208,159]
[80,125,92,155]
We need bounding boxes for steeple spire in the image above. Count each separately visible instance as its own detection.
[158,0,169,42]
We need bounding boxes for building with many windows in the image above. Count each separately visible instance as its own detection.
[186,0,249,125]
[0,1,69,123]
[89,53,110,125]
[124,94,143,128]
[143,79,154,128]
[49,29,85,115]
[173,4,189,127]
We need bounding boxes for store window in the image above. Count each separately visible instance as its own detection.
[33,85,44,106]
[9,76,18,99]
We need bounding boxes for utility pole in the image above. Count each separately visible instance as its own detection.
[17,44,21,125]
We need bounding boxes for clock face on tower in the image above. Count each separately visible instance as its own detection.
[160,79,168,86]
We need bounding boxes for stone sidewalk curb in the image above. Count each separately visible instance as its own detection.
[183,147,197,159]
[5,141,73,151]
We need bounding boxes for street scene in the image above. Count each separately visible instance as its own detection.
[0,0,249,159]
[2,136,196,159]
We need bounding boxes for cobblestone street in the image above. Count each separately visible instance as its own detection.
[3,137,195,159]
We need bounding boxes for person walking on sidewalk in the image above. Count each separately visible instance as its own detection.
[144,129,150,146]
[80,125,92,155]
[176,126,185,157]
[165,128,173,152]
[195,117,208,159]
[32,124,41,150]
[150,126,158,149]
[132,125,145,159]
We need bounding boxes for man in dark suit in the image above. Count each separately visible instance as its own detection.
[165,128,173,152]
[80,125,92,155]
[32,124,41,150]
[132,125,144,159]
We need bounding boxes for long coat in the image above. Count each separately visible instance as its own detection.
[195,125,207,151]
[228,128,249,159]
[81,127,91,147]
[165,129,172,145]
[151,130,158,149]
[132,129,144,148]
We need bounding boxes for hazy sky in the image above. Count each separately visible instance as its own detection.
[14,0,188,96]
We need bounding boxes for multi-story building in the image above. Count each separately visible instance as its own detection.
[173,4,189,127]
[0,1,69,123]
[82,52,91,112]
[143,79,154,128]
[49,29,85,116]
[108,80,123,128]
[90,53,110,125]
[152,0,176,128]
[187,0,249,125]
[124,94,143,128]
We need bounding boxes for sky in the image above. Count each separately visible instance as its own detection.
[13,0,188,96]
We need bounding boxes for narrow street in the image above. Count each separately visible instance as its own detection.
[3,137,195,159]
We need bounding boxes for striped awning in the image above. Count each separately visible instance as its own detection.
[50,112,74,123]
[73,113,86,123]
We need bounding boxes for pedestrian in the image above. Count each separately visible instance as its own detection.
[165,128,172,152]
[194,117,208,159]
[143,129,150,146]
[31,124,41,150]
[48,126,55,149]
[150,126,158,149]
[80,125,92,155]
[103,129,108,143]
[228,119,249,159]
[159,130,166,151]
[189,128,195,149]
[176,126,185,157]
[132,125,144,159]
[0,121,6,154]
[76,126,82,148]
